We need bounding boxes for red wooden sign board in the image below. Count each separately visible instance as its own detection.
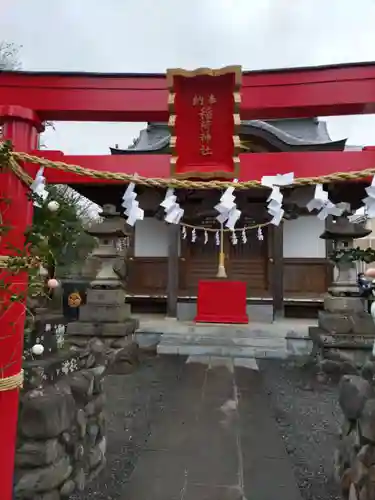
[167,66,242,179]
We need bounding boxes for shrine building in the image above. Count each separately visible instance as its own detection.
[81,119,352,319]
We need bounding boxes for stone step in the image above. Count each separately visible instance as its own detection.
[160,335,286,348]
[157,342,287,359]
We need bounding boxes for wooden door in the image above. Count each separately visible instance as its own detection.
[183,224,269,296]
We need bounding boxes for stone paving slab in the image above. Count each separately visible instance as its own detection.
[122,356,302,500]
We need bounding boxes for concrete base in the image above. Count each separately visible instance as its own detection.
[177,301,274,323]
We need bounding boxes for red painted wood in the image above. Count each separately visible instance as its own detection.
[1,62,375,121]
[0,108,39,500]
[172,72,238,177]
[26,149,375,185]
[195,280,248,323]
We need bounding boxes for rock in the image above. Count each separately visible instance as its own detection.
[369,464,375,481]
[87,338,106,356]
[87,423,100,444]
[85,393,105,417]
[111,336,133,348]
[15,439,65,468]
[358,444,375,467]
[339,429,361,470]
[87,457,106,482]
[60,479,76,497]
[74,444,85,461]
[33,491,60,500]
[88,443,103,469]
[351,457,368,484]
[340,468,352,496]
[74,467,86,492]
[86,353,97,368]
[362,361,375,382]
[76,408,87,438]
[350,483,359,500]
[320,359,342,375]
[68,370,95,403]
[360,399,375,442]
[339,375,373,420]
[14,456,72,495]
[108,344,139,374]
[20,385,76,439]
[341,361,359,375]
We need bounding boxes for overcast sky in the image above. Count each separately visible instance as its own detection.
[1,0,375,153]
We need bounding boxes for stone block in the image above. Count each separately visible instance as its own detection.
[68,370,95,404]
[86,288,126,305]
[79,303,131,323]
[15,439,65,468]
[360,398,375,442]
[324,295,365,313]
[339,375,373,420]
[352,313,375,335]
[14,456,72,495]
[318,310,353,334]
[20,385,76,439]
[67,318,138,337]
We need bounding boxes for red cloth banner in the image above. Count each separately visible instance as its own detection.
[167,67,242,179]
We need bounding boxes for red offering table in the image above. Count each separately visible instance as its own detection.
[195,280,249,324]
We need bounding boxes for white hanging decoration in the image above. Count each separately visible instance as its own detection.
[191,228,197,243]
[257,227,264,241]
[306,184,344,220]
[361,176,375,219]
[348,205,367,224]
[231,231,238,245]
[30,167,49,207]
[214,179,241,230]
[121,178,144,226]
[160,188,184,224]
[181,225,187,239]
[204,230,208,245]
[47,200,60,212]
[215,231,220,246]
[261,172,294,226]
[31,344,44,356]
[241,229,247,244]
[47,278,59,289]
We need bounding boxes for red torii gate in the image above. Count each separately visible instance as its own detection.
[2,61,375,499]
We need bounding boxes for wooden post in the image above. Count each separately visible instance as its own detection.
[271,223,284,319]
[0,106,42,500]
[167,223,180,317]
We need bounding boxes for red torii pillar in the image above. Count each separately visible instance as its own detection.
[0,106,42,500]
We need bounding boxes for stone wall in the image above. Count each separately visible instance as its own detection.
[334,370,375,500]
[14,341,108,499]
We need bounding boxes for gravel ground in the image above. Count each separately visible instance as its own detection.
[73,355,343,500]
[72,354,185,500]
[259,359,342,500]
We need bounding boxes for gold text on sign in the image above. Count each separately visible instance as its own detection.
[192,94,216,157]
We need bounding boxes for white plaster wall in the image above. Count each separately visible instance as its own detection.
[283,216,326,258]
[134,218,180,257]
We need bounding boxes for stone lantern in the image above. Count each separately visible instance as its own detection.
[86,204,130,290]
[320,215,371,296]
[67,204,138,336]
[309,215,375,371]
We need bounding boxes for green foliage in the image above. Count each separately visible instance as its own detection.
[0,41,22,70]
[27,186,97,274]
[0,185,97,354]
[329,246,375,264]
